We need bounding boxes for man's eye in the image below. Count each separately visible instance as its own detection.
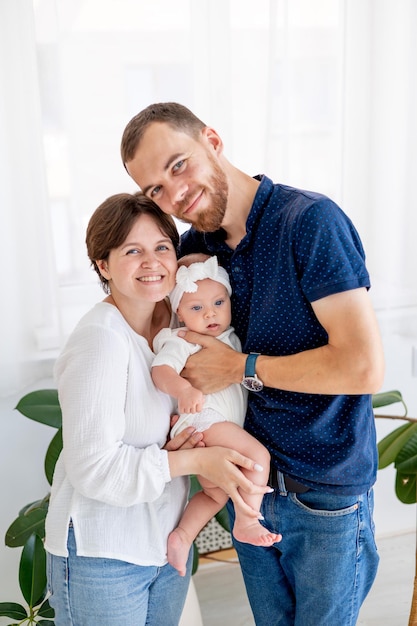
[173,160,184,172]
[150,186,161,197]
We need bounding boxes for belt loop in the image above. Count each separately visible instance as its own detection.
[277,470,288,496]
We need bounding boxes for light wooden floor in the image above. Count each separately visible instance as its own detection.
[193,531,415,626]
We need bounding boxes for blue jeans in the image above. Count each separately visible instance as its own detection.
[228,481,379,626]
[47,526,192,625]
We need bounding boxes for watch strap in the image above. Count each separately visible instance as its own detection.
[245,353,260,377]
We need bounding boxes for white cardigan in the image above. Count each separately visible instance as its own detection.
[44,302,189,567]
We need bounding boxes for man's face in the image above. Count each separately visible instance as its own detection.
[125,123,228,232]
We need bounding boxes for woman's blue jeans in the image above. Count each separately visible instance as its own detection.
[47,525,192,625]
[228,480,379,626]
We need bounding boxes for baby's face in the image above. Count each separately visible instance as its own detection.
[177,278,232,337]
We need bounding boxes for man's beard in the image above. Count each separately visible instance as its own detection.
[178,159,228,233]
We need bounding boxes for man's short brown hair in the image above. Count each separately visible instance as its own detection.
[120,102,206,165]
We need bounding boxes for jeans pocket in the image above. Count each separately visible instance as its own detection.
[291,491,360,517]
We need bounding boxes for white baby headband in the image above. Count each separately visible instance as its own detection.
[169,256,232,313]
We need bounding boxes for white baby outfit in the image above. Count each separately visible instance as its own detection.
[153,326,247,438]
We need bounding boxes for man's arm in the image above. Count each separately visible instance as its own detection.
[179,287,385,396]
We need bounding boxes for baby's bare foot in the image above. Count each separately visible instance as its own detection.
[167,528,192,577]
[233,521,282,547]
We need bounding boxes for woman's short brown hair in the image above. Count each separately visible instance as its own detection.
[86,192,179,293]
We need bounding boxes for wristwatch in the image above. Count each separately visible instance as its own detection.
[241,353,264,392]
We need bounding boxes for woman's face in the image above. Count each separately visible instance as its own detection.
[98,213,178,304]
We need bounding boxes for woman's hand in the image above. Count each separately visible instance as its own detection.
[164,423,205,451]
[168,445,272,517]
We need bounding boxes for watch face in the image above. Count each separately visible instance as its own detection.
[242,376,264,392]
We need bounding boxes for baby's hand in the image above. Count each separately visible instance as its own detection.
[178,387,204,414]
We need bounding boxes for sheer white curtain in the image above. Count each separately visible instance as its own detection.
[1,0,416,396]
[0,0,59,396]
[342,0,417,311]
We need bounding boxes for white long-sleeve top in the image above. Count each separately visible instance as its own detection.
[44,302,189,567]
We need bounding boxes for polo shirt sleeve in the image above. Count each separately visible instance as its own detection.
[294,199,370,303]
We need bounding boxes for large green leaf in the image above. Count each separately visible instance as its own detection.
[395,431,417,474]
[377,422,417,469]
[45,428,63,485]
[395,470,417,504]
[19,534,47,607]
[372,390,407,415]
[6,506,47,547]
[37,598,55,618]
[18,496,49,517]
[0,602,28,619]
[15,390,62,428]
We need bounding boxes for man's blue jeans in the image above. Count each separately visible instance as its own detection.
[228,479,379,626]
[47,525,192,625]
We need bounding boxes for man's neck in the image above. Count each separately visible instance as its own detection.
[221,170,260,250]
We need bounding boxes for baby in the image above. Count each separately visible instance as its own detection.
[152,254,280,576]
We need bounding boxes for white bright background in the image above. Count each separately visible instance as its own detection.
[1,0,416,605]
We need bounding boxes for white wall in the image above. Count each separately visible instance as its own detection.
[373,309,417,537]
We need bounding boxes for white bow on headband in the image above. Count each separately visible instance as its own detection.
[169,256,232,313]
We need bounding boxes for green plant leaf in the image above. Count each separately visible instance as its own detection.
[189,475,202,498]
[192,542,199,575]
[45,428,63,485]
[19,496,49,517]
[37,620,55,625]
[395,431,417,474]
[6,506,47,547]
[15,390,62,428]
[214,506,230,532]
[377,422,417,469]
[37,599,54,618]
[372,390,407,415]
[395,470,417,504]
[23,495,50,516]
[19,534,47,607]
[0,602,28,619]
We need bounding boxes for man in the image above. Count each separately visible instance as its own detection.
[121,102,384,625]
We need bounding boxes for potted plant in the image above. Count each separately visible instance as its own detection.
[373,389,417,626]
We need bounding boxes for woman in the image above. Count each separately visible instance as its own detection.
[44,192,263,626]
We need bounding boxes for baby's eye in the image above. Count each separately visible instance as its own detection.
[191,305,202,311]
[215,299,225,307]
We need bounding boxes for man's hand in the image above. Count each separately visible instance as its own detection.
[179,331,246,394]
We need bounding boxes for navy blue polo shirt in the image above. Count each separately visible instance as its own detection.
[179,175,377,494]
